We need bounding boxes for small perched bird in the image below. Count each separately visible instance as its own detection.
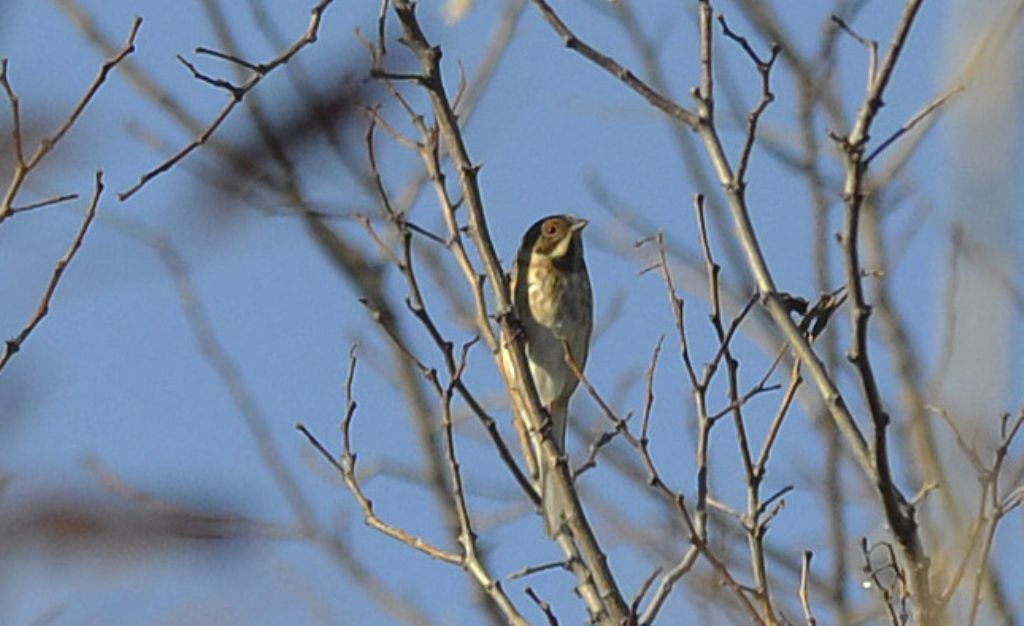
[504,214,593,534]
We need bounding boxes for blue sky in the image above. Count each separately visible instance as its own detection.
[2,1,1022,624]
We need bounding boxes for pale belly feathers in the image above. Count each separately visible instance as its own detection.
[523,261,591,406]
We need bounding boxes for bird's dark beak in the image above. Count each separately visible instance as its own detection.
[570,218,588,233]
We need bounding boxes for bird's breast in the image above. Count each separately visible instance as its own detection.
[525,259,591,343]
[527,262,562,327]
[513,256,593,406]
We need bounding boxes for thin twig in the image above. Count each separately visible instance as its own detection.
[8,193,80,215]
[799,551,818,625]
[717,14,781,187]
[640,335,664,441]
[831,15,878,88]
[297,347,461,565]
[0,172,104,373]
[524,587,559,625]
[118,0,335,200]
[865,84,964,165]
[507,560,568,580]
[1,17,140,222]
[427,340,529,625]
[527,0,699,129]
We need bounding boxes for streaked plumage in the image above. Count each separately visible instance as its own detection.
[504,214,593,534]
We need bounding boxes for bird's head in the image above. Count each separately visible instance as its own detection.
[527,214,588,260]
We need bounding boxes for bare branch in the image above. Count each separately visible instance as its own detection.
[717,14,781,187]
[118,0,335,200]
[8,193,80,216]
[427,341,529,625]
[527,0,699,128]
[831,15,878,88]
[387,3,630,622]
[0,171,103,373]
[194,45,265,73]
[296,347,461,565]
[640,335,664,441]
[175,54,245,99]
[865,85,964,165]
[524,587,559,625]
[1,17,139,222]
[834,3,935,620]
[799,551,818,625]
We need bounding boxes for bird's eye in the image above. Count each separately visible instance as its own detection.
[543,221,560,236]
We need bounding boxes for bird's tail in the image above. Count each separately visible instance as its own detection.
[537,399,570,536]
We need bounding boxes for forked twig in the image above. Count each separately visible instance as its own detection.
[297,348,462,566]
[1,17,139,222]
[0,172,104,373]
[119,0,335,200]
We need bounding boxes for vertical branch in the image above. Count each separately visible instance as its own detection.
[524,1,949,622]
[637,218,768,626]
[963,411,1024,626]
[386,3,629,623]
[693,2,881,490]
[529,0,879,485]
[360,114,528,625]
[698,0,714,110]
[609,1,751,284]
[800,551,818,626]
[790,15,852,614]
[833,3,934,622]
[700,194,779,624]
[428,342,529,626]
